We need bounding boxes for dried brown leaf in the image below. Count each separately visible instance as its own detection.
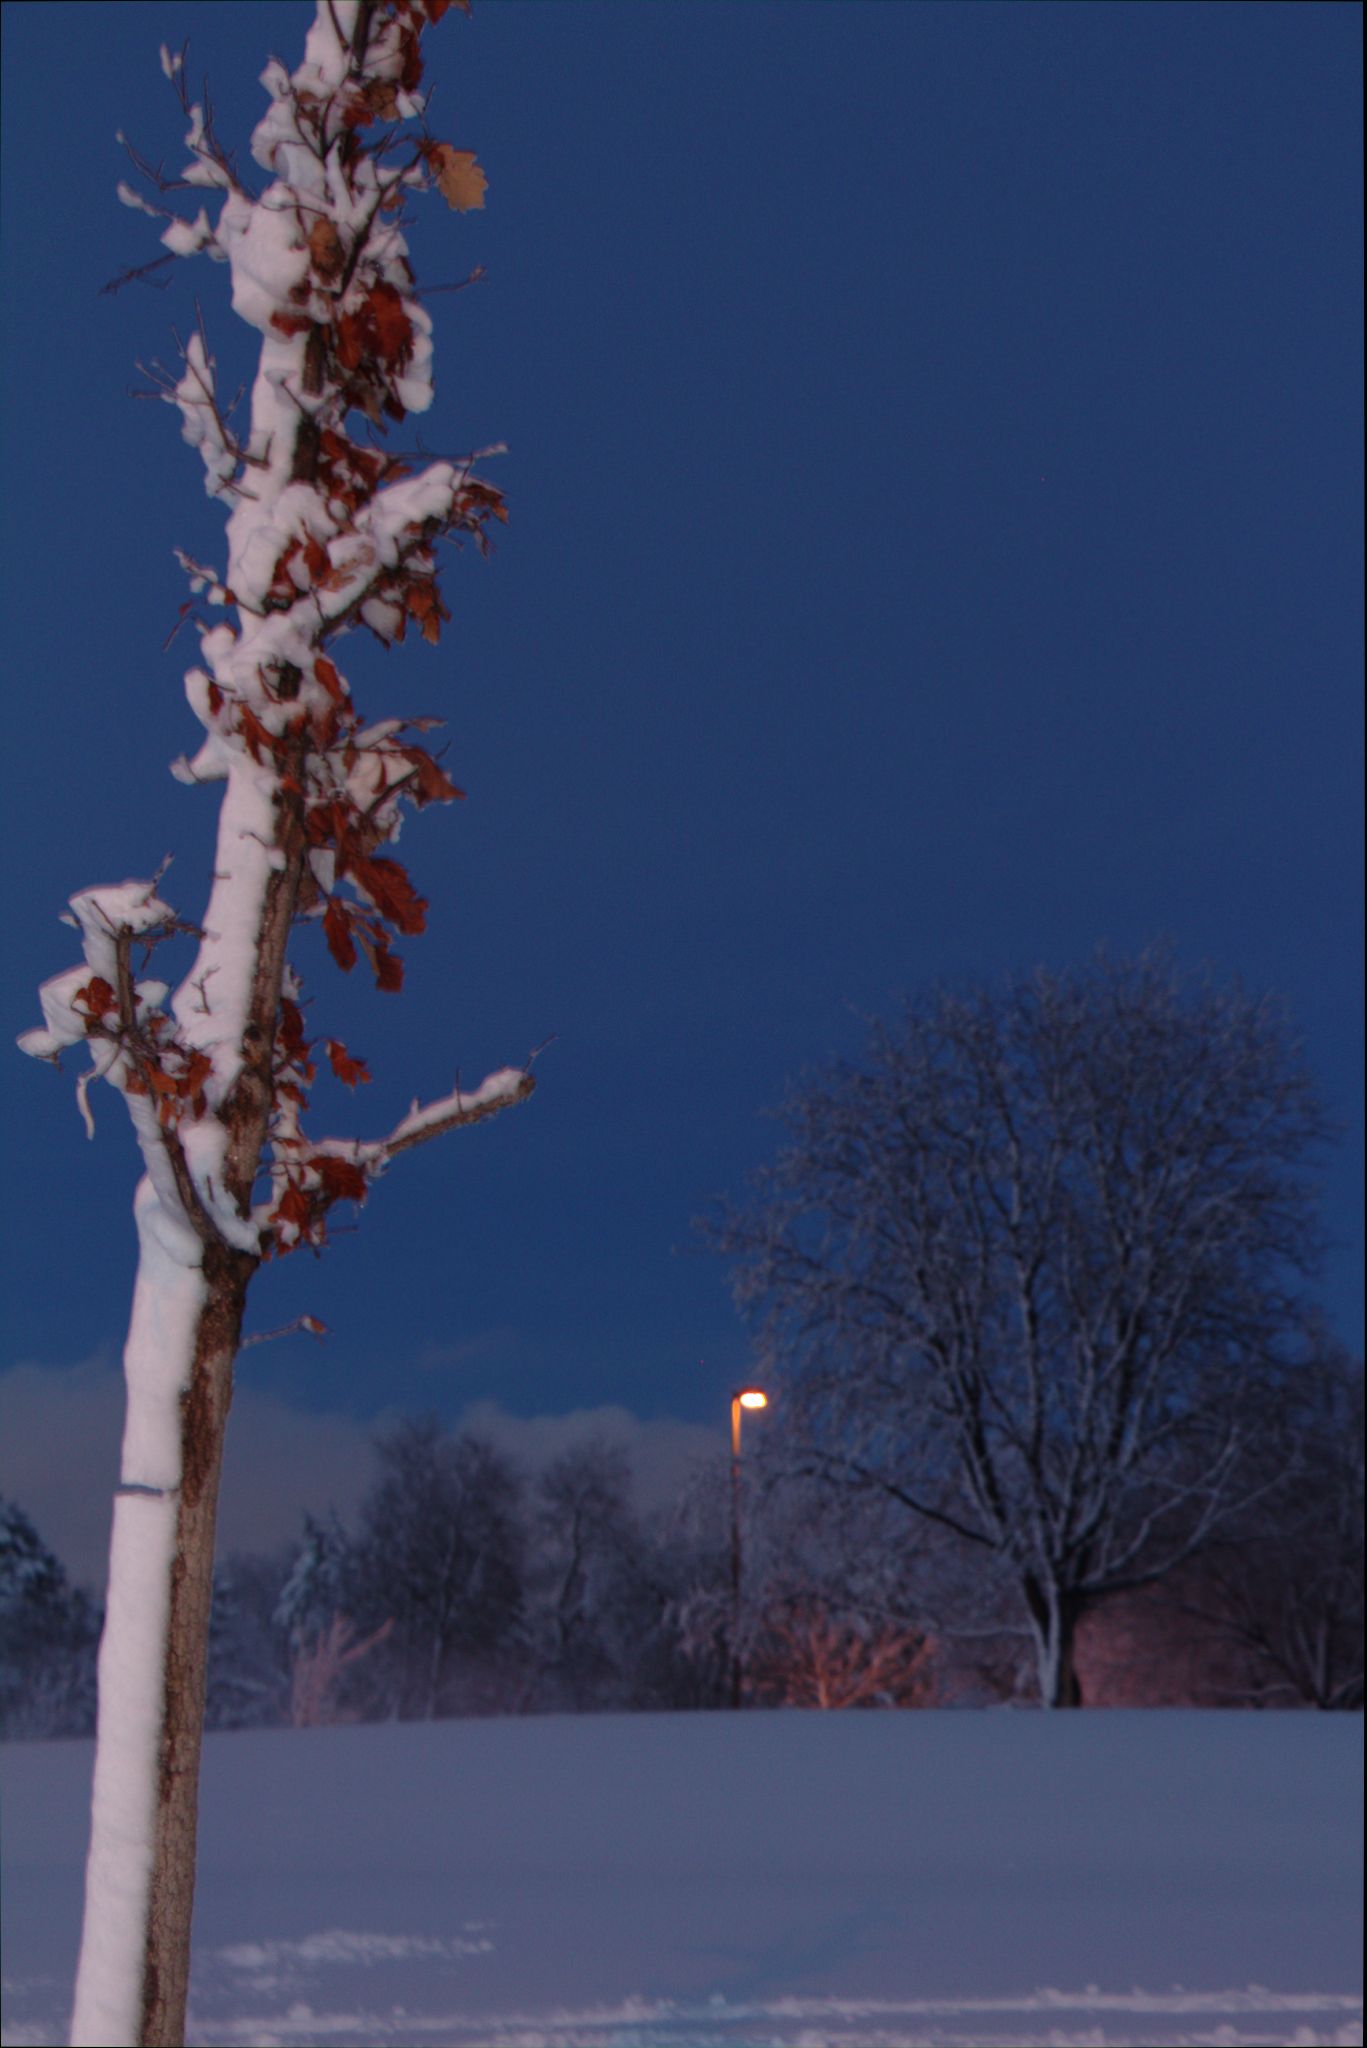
[429,144,487,212]
[308,218,344,278]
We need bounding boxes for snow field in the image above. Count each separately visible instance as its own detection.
[2,1707,1361,2047]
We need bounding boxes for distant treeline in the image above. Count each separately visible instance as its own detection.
[3,1363,1362,1737]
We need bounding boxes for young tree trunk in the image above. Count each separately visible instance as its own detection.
[68,1230,252,2046]
[139,1249,253,2046]
[24,11,529,2039]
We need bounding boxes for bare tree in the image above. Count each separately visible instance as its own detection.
[289,1611,394,1727]
[1166,1340,1364,1708]
[527,1442,641,1709]
[0,1498,102,1740]
[351,1418,526,1719]
[748,1595,935,1710]
[707,952,1331,1707]
[205,1550,294,1730]
[16,7,531,2041]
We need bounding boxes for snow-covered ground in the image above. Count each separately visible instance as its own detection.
[2,1709,1361,2047]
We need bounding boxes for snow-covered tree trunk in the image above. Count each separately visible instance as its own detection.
[19,6,529,2042]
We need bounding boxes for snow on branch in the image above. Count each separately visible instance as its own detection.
[34,10,521,2044]
[22,0,525,1269]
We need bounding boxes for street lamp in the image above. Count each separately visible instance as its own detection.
[729,1386,769,1708]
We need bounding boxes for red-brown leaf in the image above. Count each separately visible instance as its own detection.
[323,898,358,973]
[374,942,404,993]
[75,977,117,1026]
[325,1039,372,1088]
[336,311,367,371]
[273,1183,313,1233]
[314,656,344,701]
[402,747,462,805]
[313,1156,369,1204]
[237,704,281,763]
[352,855,428,935]
[277,998,310,1058]
[368,282,413,365]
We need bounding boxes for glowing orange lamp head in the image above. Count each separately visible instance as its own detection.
[730,1386,769,1456]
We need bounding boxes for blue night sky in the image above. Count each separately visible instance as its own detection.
[1,2,1362,1563]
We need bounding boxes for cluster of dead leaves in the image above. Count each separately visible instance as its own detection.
[73,977,214,1129]
[264,998,374,1253]
[226,0,490,1247]
[269,1151,370,1249]
[336,281,414,372]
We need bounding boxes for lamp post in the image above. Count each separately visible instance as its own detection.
[729,1386,768,1708]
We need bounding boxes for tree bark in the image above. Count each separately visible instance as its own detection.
[139,1244,255,2047]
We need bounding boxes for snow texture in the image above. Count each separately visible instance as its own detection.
[66,1492,178,2048]
[2,1709,1361,2047]
[63,1176,207,2046]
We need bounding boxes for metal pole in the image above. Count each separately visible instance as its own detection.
[729,1394,743,1708]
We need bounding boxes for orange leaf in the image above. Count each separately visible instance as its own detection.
[314,656,344,701]
[270,311,312,338]
[428,143,486,212]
